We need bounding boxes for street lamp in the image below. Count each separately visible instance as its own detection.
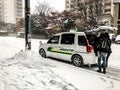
[25,0,31,50]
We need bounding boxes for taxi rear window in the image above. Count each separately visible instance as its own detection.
[61,34,75,44]
[78,36,87,46]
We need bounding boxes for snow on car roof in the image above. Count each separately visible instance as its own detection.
[55,32,85,36]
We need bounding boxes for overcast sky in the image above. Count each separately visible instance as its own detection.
[30,0,65,13]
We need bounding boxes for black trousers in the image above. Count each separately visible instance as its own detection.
[106,52,111,67]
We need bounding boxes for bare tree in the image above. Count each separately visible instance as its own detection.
[31,1,54,36]
[75,0,104,29]
[17,18,25,31]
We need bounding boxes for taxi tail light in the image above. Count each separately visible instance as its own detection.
[87,45,94,53]
[86,39,94,53]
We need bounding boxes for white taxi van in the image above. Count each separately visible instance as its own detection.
[39,32,97,67]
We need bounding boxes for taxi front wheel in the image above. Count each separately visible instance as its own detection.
[72,55,83,67]
[39,49,46,58]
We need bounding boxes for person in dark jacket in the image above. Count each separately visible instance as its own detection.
[104,32,112,67]
[96,32,111,74]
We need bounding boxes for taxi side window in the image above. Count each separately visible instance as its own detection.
[78,36,87,46]
[47,36,60,44]
[61,34,75,44]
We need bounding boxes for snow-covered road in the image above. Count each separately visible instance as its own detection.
[0,36,120,90]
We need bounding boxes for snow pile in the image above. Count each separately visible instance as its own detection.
[0,50,78,90]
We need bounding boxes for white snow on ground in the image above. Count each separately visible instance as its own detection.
[0,50,78,90]
[109,44,120,68]
[0,36,120,90]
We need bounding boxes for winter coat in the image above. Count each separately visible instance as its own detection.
[97,33,111,53]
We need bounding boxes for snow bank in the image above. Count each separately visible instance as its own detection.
[0,50,78,90]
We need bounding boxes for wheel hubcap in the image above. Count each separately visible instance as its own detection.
[74,57,81,66]
[40,50,45,57]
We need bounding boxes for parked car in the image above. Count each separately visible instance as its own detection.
[115,35,120,44]
[17,32,24,38]
[39,32,97,67]
[109,34,116,43]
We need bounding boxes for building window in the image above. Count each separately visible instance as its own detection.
[117,21,120,24]
[105,9,111,12]
[118,4,120,19]
[105,3,111,6]
[117,25,120,34]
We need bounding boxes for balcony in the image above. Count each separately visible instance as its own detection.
[113,0,120,4]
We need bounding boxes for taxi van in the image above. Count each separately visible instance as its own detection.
[39,32,97,67]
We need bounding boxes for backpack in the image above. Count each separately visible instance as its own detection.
[97,38,110,52]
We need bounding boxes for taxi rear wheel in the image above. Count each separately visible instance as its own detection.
[39,49,46,58]
[72,55,83,67]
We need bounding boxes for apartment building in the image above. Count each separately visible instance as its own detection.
[65,0,113,23]
[113,0,120,33]
[0,0,23,24]
[97,0,114,26]
[65,0,120,33]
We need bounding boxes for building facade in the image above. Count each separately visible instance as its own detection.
[65,0,120,33]
[0,0,23,24]
[113,0,120,34]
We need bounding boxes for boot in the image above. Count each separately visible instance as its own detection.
[103,68,106,74]
[97,68,101,73]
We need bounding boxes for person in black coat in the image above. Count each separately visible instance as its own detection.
[104,32,112,67]
[96,32,111,74]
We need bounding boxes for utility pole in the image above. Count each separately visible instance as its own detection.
[25,0,31,50]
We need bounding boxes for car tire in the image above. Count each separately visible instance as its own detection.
[39,49,46,58]
[71,55,83,67]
